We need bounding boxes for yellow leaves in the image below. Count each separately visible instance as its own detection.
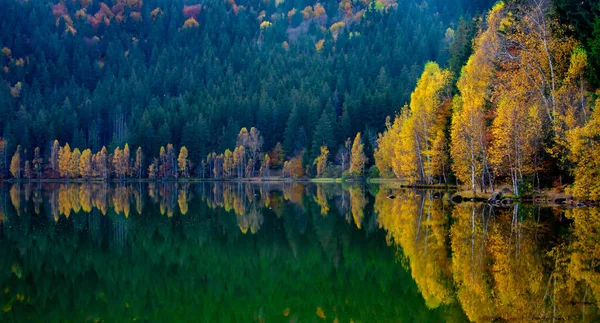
[150,8,164,21]
[283,307,290,316]
[257,10,266,22]
[302,6,313,20]
[130,11,142,22]
[11,264,22,279]
[375,62,451,184]
[313,3,326,17]
[566,99,600,201]
[287,8,296,21]
[375,189,453,309]
[315,39,325,52]
[75,9,87,20]
[66,25,77,35]
[349,133,367,176]
[2,47,11,57]
[10,82,22,98]
[313,146,329,177]
[329,21,345,39]
[182,17,199,29]
[316,307,326,319]
[259,21,272,30]
[329,21,345,32]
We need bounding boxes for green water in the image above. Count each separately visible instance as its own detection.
[0,183,598,322]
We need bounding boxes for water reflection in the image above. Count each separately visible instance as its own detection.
[0,183,599,321]
[375,188,600,322]
[1,182,462,322]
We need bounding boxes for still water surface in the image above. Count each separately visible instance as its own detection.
[0,182,598,322]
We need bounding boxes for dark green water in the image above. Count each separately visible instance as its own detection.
[0,183,598,322]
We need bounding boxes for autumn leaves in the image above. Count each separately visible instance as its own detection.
[375,1,598,200]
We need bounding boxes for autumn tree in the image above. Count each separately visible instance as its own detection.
[79,149,92,179]
[10,145,22,179]
[566,97,600,201]
[94,146,108,179]
[178,146,190,178]
[70,148,81,179]
[24,160,32,181]
[0,138,7,176]
[283,154,304,179]
[261,153,271,177]
[451,3,504,195]
[268,142,285,169]
[349,133,367,177]
[374,62,452,184]
[313,145,329,177]
[148,158,158,179]
[123,144,131,177]
[223,149,234,178]
[58,143,72,179]
[233,146,246,178]
[113,147,125,180]
[133,147,143,179]
[237,127,263,177]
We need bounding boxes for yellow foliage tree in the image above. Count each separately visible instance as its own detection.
[349,133,367,176]
[79,148,92,179]
[182,17,199,29]
[9,145,21,179]
[566,97,600,201]
[58,143,72,179]
[313,145,329,177]
[178,146,190,178]
[450,3,504,195]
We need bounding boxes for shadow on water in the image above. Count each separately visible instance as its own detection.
[0,182,598,322]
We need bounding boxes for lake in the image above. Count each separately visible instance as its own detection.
[0,182,598,322]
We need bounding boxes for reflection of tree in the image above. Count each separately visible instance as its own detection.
[565,208,600,318]
[486,205,547,320]
[313,186,330,215]
[450,203,496,321]
[112,185,131,217]
[0,182,454,323]
[9,184,21,216]
[283,183,304,206]
[375,189,454,309]
[178,185,189,215]
[348,186,366,229]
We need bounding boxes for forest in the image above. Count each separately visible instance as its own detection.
[1,0,599,200]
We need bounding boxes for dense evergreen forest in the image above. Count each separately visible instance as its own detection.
[0,0,493,178]
[1,0,600,202]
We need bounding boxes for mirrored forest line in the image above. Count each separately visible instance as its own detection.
[0,182,599,321]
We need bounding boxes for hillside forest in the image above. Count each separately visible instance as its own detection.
[1,0,600,201]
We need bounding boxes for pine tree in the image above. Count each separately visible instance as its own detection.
[33,147,43,179]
